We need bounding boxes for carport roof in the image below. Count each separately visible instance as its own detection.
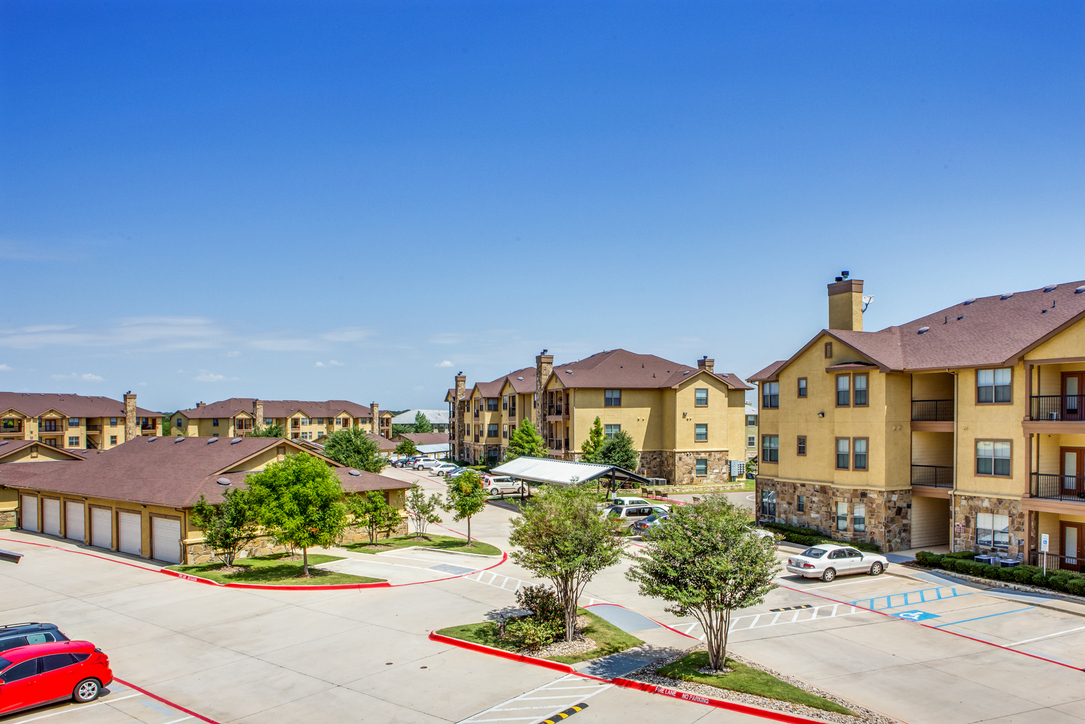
[490,456,649,485]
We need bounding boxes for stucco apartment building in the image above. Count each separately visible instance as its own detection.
[749,276,1085,563]
[448,350,750,484]
[172,398,392,441]
[0,392,161,451]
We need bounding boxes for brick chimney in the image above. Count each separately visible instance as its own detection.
[196,401,205,408]
[828,277,864,331]
[123,392,137,441]
[253,399,264,427]
[370,402,380,436]
[536,350,554,433]
[454,373,466,458]
[697,356,715,374]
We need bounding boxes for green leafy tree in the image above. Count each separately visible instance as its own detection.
[626,496,780,672]
[504,419,547,461]
[581,417,605,461]
[508,486,624,642]
[391,424,415,436]
[444,470,487,543]
[413,411,433,433]
[323,427,387,473]
[346,491,401,544]
[744,456,758,479]
[395,439,418,458]
[250,423,285,438]
[405,486,443,538]
[245,453,348,576]
[595,430,639,472]
[188,487,259,567]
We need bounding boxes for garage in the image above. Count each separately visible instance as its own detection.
[90,507,112,550]
[151,516,181,564]
[42,498,61,537]
[65,501,85,542]
[20,494,38,532]
[912,495,950,548]
[117,510,142,556]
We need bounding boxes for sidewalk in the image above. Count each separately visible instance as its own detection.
[575,603,695,678]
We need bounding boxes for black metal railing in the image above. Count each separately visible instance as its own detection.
[1,422,24,434]
[1029,550,1082,572]
[86,424,101,432]
[39,421,62,432]
[911,465,954,488]
[1030,395,1085,421]
[1031,472,1085,501]
[911,399,954,422]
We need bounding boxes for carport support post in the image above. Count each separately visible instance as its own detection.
[609,470,616,500]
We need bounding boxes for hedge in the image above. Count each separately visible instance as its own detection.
[914,551,1085,595]
[761,522,881,553]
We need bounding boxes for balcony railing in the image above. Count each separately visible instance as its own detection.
[911,465,953,488]
[1,423,24,434]
[911,399,954,422]
[1031,472,1085,501]
[548,439,564,452]
[1030,395,1085,422]
[1029,550,1082,572]
[39,422,62,433]
[86,424,102,432]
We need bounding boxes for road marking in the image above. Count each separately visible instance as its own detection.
[850,586,970,611]
[162,718,194,724]
[933,607,1034,628]
[673,602,860,639]
[11,693,143,723]
[459,674,611,723]
[770,604,812,612]
[540,703,588,723]
[462,570,608,605]
[787,577,883,589]
[1008,625,1085,647]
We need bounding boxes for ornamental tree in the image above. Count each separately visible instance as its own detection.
[346,491,401,544]
[414,411,433,433]
[405,486,443,538]
[324,427,387,473]
[581,417,605,461]
[509,486,624,642]
[395,439,418,458]
[595,430,639,473]
[504,419,547,462]
[189,487,259,567]
[626,496,780,672]
[250,423,285,438]
[444,470,487,543]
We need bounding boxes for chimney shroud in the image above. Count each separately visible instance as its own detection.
[123,392,137,442]
[828,279,864,331]
[697,357,715,374]
[370,402,380,436]
[535,351,554,439]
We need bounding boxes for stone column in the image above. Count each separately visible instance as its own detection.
[253,399,264,429]
[535,350,553,435]
[123,392,137,442]
[370,403,380,436]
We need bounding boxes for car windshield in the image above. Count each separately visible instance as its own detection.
[800,548,828,558]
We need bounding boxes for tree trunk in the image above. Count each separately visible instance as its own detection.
[467,516,472,543]
[302,547,309,576]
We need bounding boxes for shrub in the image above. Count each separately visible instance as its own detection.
[1066,577,1085,596]
[914,551,943,568]
[944,551,978,560]
[515,585,564,629]
[505,617,561,652]
[1011,565,1041,584]
[761,523,881,552]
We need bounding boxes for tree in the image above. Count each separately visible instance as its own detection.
[405,486,443,538]
[444,470,487,543]
[250,423,285,438]
[391,424,415,437]
[508,486,624,642]
[594,430,639,473]
[395,439,418,458]
[188,487,259,567]
[504,419,547,461]
[744,456,758,479]
[346,491,401,544]
[581,417,605,461]
[414,411,433,433]
[323,427,387,473]
[245,453,348,576]
[626,496,780,672]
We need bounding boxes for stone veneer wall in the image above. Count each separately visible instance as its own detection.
[0,510,15,528]
[184,518,409,565]
[756,477,912,552]
[951,494,1026,560]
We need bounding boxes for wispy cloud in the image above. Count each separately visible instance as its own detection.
[322,328,371,343]
[436,360,453,368]
[0,364,11,372]
[51,372,104,382]
[429,333,463,345]
[195,370,227,382]
[315,359,346,368]
[0,317,226,351]
[226,351,241,358]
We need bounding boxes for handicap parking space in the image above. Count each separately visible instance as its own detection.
[5,680,206,724]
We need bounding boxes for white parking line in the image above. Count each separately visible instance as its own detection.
[11,693,143,723]
[462,569,608,605]
[673,602,861,640]
[458,673,612,723]
[1008,625,1085,647]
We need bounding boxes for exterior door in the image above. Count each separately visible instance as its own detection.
[42,499,61,537]
[65,502,85,542]
[20,495,38,532]
[90,507,111,549]
[1061,448,1085,499]
[1064,372,1084,421]
[1061,522,1084,573]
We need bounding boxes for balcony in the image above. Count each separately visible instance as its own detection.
[86,424,102,432]
[911,465,953,489]
[1031,472,1085,502]
[1,422,24,436]
[38,422,63,434]
[1030,395,1085,422]
[911,400,954,422]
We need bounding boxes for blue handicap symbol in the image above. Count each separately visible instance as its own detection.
[894,610,939,621]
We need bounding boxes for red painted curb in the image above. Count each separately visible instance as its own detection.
[610,677,828,724]
[428,631,576,674]
[114,677,221,724]
[0,536,162,572]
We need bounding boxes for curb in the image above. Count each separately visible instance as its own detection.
[0,536,163,572]
[906,565,1085,609]
[427,631,578,675]
[610,677,832,724]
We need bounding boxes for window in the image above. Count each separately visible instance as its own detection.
[695,459,708,476]
[747,435,756,448]
[68,418,80,427]
[746,415,757,427]
[797,495,805,513]
[836,501,848,531]
[213,433,220,438]
[762,382,779,409]
[853,503,866,532]
[853,438,868,470]
[236,418,253,431]
[503,425,508,439]
[265,418,274,426]
[1,659,38,683]
[110,435,117,445]
[978,368,1012,404]
[797,378,807,398]
[212,418,220,427]
[836,375,850,406]
[465,424,471,436]
[695,424,708,442]
[605,389,622,407]
[760,490,776,518]
[836,438,850,469]
[695,389,708,406]
[825,342,833,359]
[487,398,499,412]
[604,424,621,438]
[977,441,1011,476]
[797,435,807,456]
[977,513,1010,549]
[487,424,499,438]
[67,437,79,448]
[316,418,324,424]
[175,418,182,428]
[762,435,779,463]
[110,418,117,427]
[854,374,868,406]
[42,653,80,672]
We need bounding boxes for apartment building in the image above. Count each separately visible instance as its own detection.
[745,403,759,461]
[0,392,161,450]
[172,398,386,441]
[446,366,536,465]
[749,276,1085,562]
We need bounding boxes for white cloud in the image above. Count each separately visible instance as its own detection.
[436,360,453,368]
[0,364,10,372]
[51,372,104,382]
[329,360,344,367]
[413,385,424,390]
[0,317,226,351]
[314,362,325,368]
[429,333,463,345]
[249,337,318,352]
[195,370,227,382]
[322,328,370,343]
[226,351,240,358]
[138,382,147,386]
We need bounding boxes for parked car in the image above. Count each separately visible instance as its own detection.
[444,467,469,479]
[630,513,671,537]
[749,527,776,544]
[610,496,666,509]
[429,462,458,476]
[480,476,526,496]
[0,640,113,716]
[785,544,888,582]
[393,456,421,468]
[0,624,69,655]
[412,458,442,471]
[602,504,672,529]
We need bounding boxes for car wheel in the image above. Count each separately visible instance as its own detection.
[821,567,837,582]
[73,678,101,703]
[870,562,884,576]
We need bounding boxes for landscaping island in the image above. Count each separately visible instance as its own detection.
[348,534,501,557]
[167,552,385,586]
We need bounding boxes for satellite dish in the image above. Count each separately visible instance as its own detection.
[861,295,874,312]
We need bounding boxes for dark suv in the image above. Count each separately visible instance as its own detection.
[0,623,69,654]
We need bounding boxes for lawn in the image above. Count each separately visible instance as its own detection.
[167,552,385,586]
[657,652,853,716]
[347,534,501,557]
[436,608,642,665]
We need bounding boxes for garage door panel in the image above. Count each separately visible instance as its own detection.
[20,495,38,532]
[118,511,141,556]
[65,501,85,542]
[152,517,181,564]
[90,507,111,549]
[42,499,61,537]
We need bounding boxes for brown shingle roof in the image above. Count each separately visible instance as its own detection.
[551,349,750,390]
[176,398,373,420]
[0,393,158,419]
[472,367,535,398]
[0,440,87,462]
[747,360,786,383]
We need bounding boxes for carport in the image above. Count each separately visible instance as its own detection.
[489,456,649,495]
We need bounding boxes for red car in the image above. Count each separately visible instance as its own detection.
[0,641,113,716]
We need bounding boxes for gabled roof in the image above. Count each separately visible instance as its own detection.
[0,393,157,419]
[176,398,373,420]
[471,366,535,398]
[389,409,449,426]
[0,440,87,462]
[548,349,750,391]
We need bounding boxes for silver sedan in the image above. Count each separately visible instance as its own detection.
[785,544,889,582]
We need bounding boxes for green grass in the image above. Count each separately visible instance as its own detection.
[347,534,501,557]
[657,652,853,716]
[740,478,756,491]
[436,608,643,665]
[167,552,385,586]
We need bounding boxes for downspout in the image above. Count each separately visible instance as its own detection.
[950,369,959,553]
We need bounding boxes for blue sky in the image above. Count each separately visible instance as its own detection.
[1,0,1082,413]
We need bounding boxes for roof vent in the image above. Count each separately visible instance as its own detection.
[1076,285,1085,294]
[517,376,524,381]
[1001,293,1013,300]
[964,298,976,305]
[1044,284,1058,292]
[146,437,157,442]
[957,315,966,321]
[230,438,243,445]
[917,327,930,334]
[348,469,361,476]
[565,370,572,374]
[683,371,690,375]
[0,441,7,447]
[174,437,185,444]
[207,438,219,445]
[216,477,231,486]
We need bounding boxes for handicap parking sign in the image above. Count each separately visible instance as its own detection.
[894,610,939,621]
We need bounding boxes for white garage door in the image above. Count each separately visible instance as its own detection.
[90,507,112,550]
[151,517,181,564]
[20,495,38,532]
[65,501,85,542]
[42,499,61,537]
[117,511,142,556]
